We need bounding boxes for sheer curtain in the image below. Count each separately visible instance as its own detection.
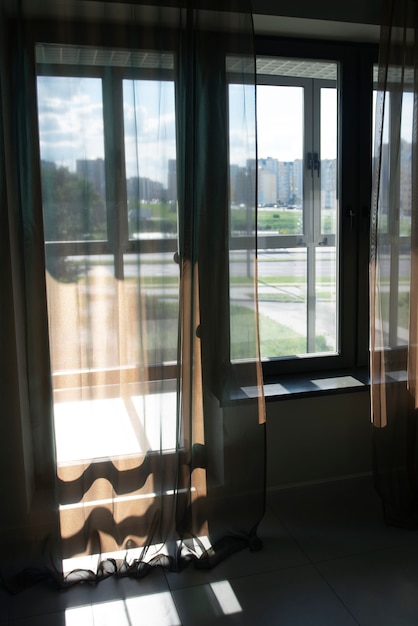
[0,0,265,588]
[371,0,418,527]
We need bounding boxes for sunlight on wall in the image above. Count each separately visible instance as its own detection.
[54,391,178,462]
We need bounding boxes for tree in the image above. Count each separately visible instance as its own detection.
[41,163,106,242]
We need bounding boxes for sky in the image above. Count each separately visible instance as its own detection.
[38,74,413,187]
[37,75,176,184]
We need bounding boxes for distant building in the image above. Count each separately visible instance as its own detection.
[277,161,294,206]
[292,159,303,206]
[258,169,277,205]
[321,159,337,210]
[126,176,165,202]
[230,155,338,210]
[258,157,278,205]
[167,159,177,203]
[76,158,105,199]
[41,159,57,171]
[400,139,412,216]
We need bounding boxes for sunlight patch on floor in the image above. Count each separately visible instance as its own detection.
[65,592,181,626]
[210,580,243,615]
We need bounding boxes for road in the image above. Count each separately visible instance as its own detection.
[76,249,334,278]
[63,248,409,356]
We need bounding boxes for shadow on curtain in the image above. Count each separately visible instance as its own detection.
[371,0,418,527]
[0,0,266,589]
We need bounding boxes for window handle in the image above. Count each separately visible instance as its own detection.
[307,152,313,176]
[307,152,320,177]
[348,207,356,231]
[313,152,320,177]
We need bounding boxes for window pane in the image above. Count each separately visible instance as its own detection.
[258,248,308,358]
[373,79,413,349]
[37,76,107,242]
[400,92,413,237]
[123,80,177,241]
[320,87,337,236]
[257,85,304,231]
[254,58,339,361]
[316,247,337,352]
[45,253,178,372]
[228,81,259,360]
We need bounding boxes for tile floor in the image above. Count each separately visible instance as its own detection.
[3,475,418,625]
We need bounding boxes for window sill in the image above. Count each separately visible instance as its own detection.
[225,367,370,406]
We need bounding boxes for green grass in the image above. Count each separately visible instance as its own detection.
[231,207,336,235]
[230,303,330,359]
[378,291,409,330]
[258,293,303,303]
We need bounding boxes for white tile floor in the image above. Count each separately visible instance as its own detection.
[3,475,418,625]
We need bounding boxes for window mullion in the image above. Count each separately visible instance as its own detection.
[388,92,402,347]
[102,68,128,280]
[304,78,317,353]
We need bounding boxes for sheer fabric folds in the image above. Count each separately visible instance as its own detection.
[0,0,265,587]
[371,0,418,527]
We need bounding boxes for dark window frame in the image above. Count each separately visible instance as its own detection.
[253,37,378,382]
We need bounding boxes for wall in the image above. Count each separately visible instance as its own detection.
[252,0,381,25]
[266,390,372,490]
[224,389,372,495]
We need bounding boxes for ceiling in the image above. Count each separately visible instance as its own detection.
[2,0,382,43]
[253,15,380,42]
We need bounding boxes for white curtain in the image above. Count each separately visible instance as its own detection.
[371,0,418,527]
[0,0,266,589]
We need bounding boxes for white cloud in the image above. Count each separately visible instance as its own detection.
[37,75,105,169]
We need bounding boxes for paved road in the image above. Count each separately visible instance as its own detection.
[72,249,336,279]
[64,248,409,356]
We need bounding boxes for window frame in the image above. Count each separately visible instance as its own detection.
[373,80,413,360]
[34,31,181,387]
[30,23,379,399]
[255,71,338,357]
[254,37,378,381]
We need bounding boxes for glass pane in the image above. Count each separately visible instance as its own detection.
[228,82,259,360]
[316,247,337,352]
[44,250,178,375]
[36,48,179,496]
[400,92,413,236]
[320,87,337,235]
[254,85,307,360]
[258,248,308,358]
[257,85,304,233]
[253,59,339,361]
[123,80,177,240]
[373,69,412,350]
[374,87,390,234]
[37,76,107,242]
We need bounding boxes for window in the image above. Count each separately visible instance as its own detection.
[373,65,413,357]
[36,43,180,465]
[36,36,377,411]
[255,58,339,359]
[245,39,377,378]
[36,43,179,391]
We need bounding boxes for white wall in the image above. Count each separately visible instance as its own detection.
[266,390,372,491]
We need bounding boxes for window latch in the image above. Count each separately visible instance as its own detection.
[307,152,313,174]
[347,207,356,231]
[313,152,320,177]
[307,152,320,177]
